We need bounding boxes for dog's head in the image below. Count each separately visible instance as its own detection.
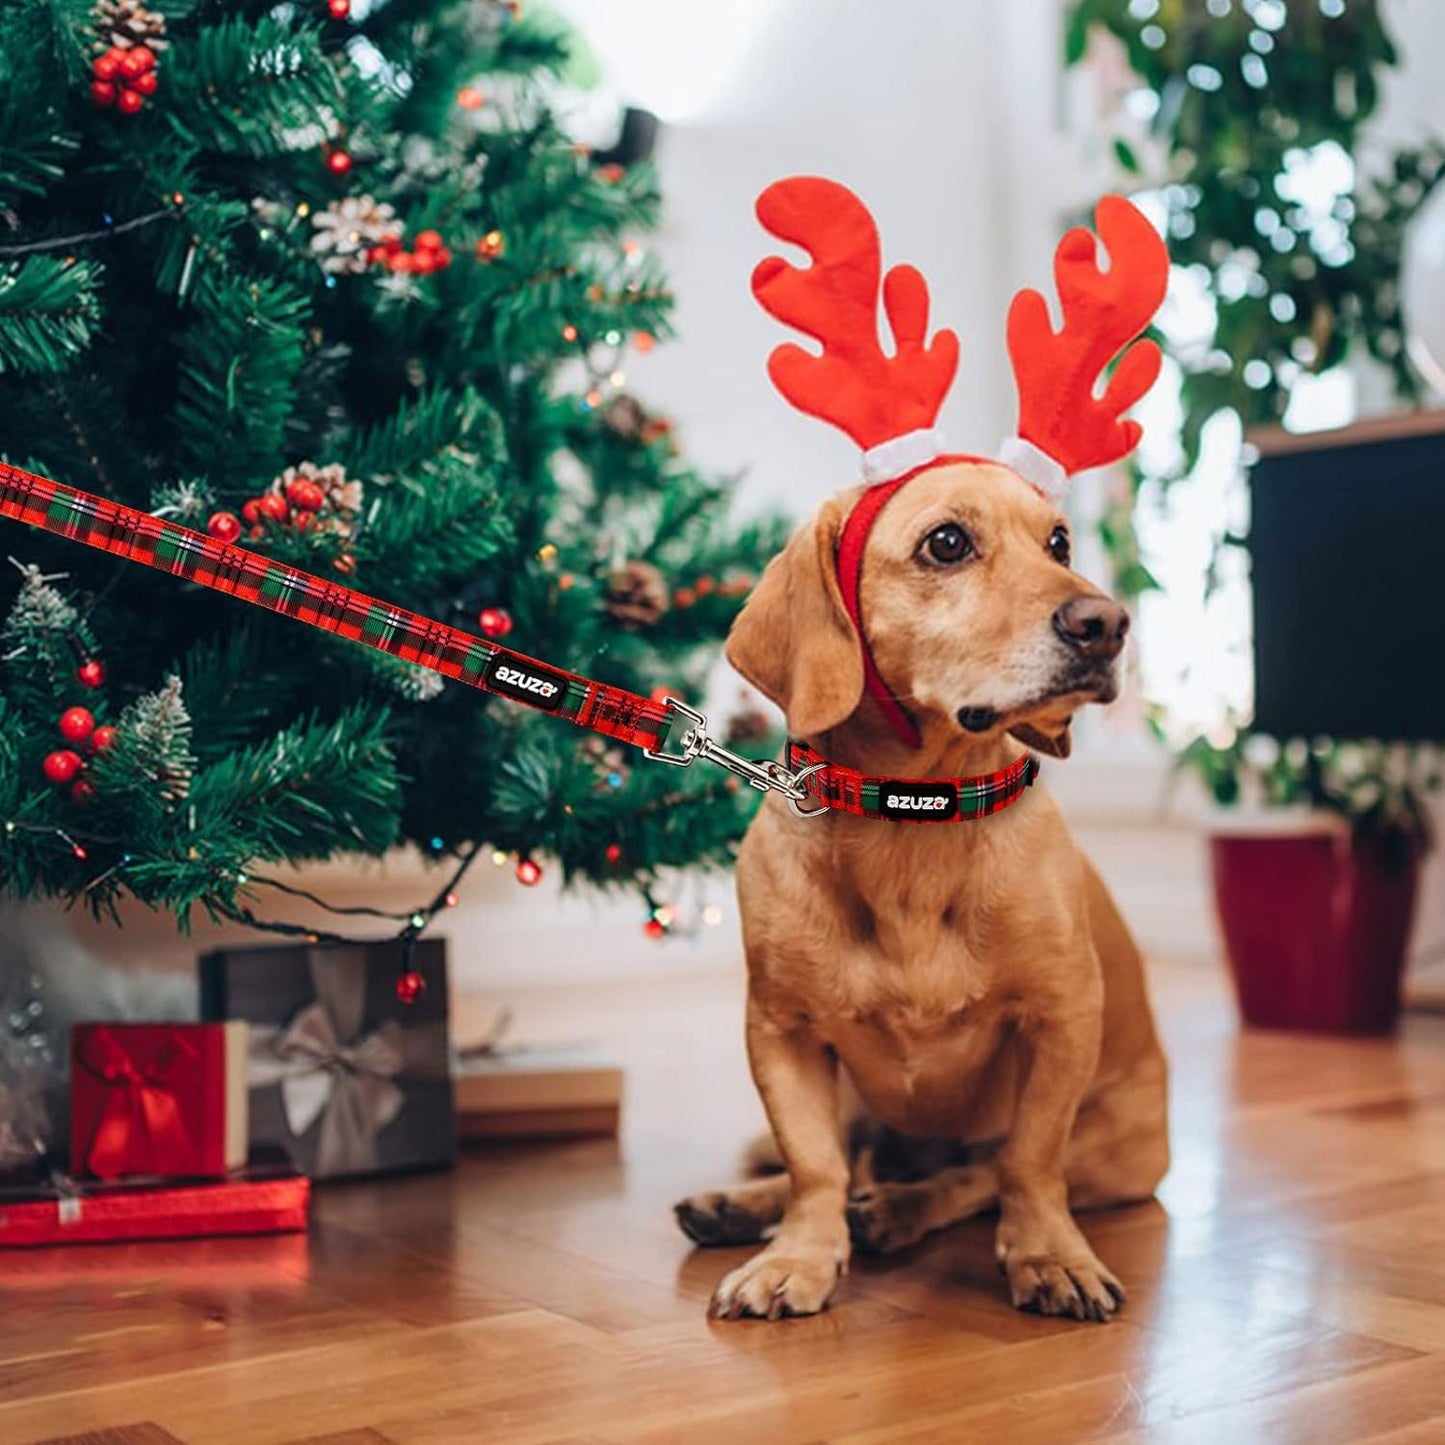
[735,176,1166,758]
[727,460,1127,758]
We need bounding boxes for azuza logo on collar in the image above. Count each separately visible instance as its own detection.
[880,780,959,821]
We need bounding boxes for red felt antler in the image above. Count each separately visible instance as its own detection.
[752,177,959,455]
[1006,195,1168,479]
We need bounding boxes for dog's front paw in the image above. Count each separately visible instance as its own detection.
[997,1238,1125,1323]
[708,1240,844,1320]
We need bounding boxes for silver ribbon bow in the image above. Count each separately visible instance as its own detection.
[248,949,406,1177]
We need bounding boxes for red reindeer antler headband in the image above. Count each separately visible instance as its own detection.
[751,176,1168,745]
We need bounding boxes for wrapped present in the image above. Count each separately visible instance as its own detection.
[69,1022,249,1181]
[456,1042,623,1142]
[200,938,455,1180]
[0,1156,308,1248]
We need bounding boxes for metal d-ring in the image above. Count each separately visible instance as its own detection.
[785,762,829,818]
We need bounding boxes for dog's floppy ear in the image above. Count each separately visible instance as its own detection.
[726,496,863,735]
[1009,720,1073,759]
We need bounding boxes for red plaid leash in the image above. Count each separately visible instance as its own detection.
[0,461,1038,821]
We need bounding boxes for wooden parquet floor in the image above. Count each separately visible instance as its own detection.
[4,959,1445,1444]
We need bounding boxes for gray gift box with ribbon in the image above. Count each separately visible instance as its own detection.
[199,939,456,1181]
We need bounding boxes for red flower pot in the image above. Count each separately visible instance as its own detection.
[1210,825,1423,1034]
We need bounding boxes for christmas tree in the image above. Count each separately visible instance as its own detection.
[0,0,782,939]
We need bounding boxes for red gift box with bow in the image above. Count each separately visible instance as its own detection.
[69,1022,249,1180]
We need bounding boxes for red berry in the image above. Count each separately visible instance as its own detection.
[89,725,118,754]
[292,510,314,532]
[90,80,117,106]
[132,69,158,96]
[43,750,84,785]
[241,499,262,525]
[413,229,443,252]
[116,87,144,115]
[257,492,290,523]
[119,45,155,79]
[325,147,352,176]
[58,707,96,743]
[208,511,242,543]
[411,248,438,275]
[77,659,106,688]
[395,968,425,1004]
[389,251,415,274]
[433,246,452,270]
[284,477,326,511]
[93,50,122,80]
[477,607,512,638]
[599,163,625,184]
[334,552,356,574]
[71,779,97,806]
[515,857,543,887]
[249,525,264,539]
[328,0,352,17]
[604,843,623,864]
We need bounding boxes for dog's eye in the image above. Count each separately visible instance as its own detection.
[922,523,974,566]
[1048,526,1071,567]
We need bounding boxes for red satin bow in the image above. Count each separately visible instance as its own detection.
[77,1028,198,1180]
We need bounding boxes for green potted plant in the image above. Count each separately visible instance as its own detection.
[1174,730,1438,1032]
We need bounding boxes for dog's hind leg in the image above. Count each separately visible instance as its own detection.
[847,1163,999,1255]
[675,1173,790,1246]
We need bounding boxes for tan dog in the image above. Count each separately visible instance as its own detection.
[675,459,1169,1322]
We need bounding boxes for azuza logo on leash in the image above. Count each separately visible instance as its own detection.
[486,656,567,711]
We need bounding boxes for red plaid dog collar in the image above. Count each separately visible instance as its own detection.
[784,739,1039,823]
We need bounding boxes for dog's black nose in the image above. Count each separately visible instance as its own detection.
[1053,597,1129,661]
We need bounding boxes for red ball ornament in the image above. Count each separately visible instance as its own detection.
[116,87,144,115]
[58,707,96,743]
[119,45,155,80]
[515,857,543,887]
[328,0,352,16]
[477,607,513,638]
[89,725,118,754]
[241,499,262,525]
[325,146,353,176]
[395,969,426,1004]
[71,778,97,806]
[284,477,326,511]
[77,659,106,688]
[257,492,290,522]
[643,917,667,940]
[43,750,84,785]
[90,80,117,107]
[604,842,623,864]
[208,511,242,543]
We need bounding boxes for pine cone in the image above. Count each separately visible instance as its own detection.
[603,560,669,628]
[724,702,773,747]
[601,395,646,441]
[91,0,168,50]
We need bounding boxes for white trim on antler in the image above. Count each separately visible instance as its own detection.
[998,435,1069,499]
[861,427,946,484]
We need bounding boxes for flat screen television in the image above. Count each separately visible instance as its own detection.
[1247,411,1445,743]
